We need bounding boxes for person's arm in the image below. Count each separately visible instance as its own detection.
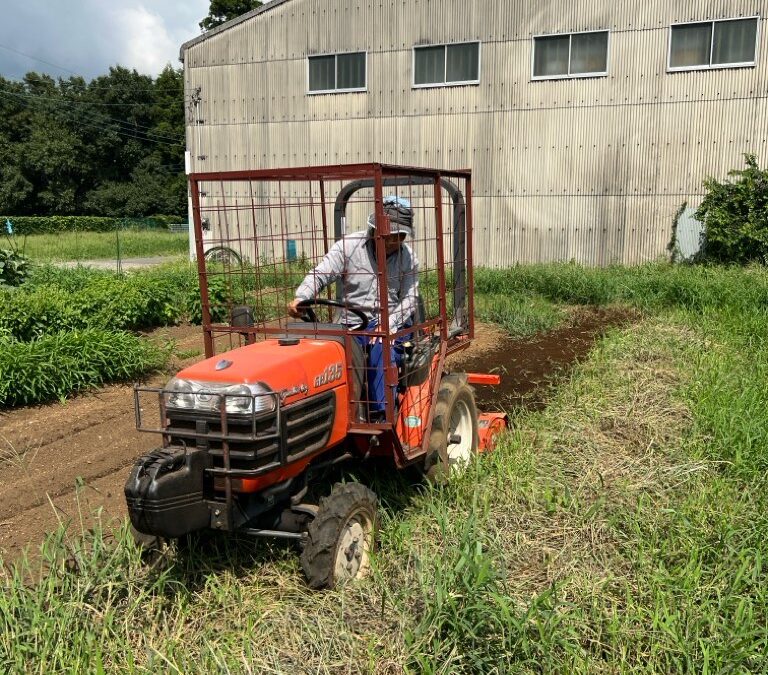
[388,249,420,334]
[289,240,346,316]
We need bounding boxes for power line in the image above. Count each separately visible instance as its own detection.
[0,83,189,108]
[0,87,184,141]
[0,41,196,91]
[0,90,185,148]
[0,42,81,77]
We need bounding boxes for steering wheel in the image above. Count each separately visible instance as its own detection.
[296,298,370,331]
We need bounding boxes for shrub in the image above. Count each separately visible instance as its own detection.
[0,249,31,287]
[186,274,229,324]
[696,154,768,264]
[0,329,168,407]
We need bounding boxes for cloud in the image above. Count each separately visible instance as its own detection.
[112,5,178,74]
[0,0,209,80]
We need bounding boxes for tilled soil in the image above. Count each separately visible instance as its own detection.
[448,306,638,410]
[0,308,635,560]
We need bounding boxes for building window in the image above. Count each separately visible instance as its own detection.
[308,52,366,93]
[668,17,759,71]
[413,42,481,87]
[532,30,609,79]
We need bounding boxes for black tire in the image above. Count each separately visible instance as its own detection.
[204,246,242,266]
[300,482,378,589]
[424,374,479,482]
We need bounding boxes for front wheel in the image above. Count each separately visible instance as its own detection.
[424,374,479,482]
[300,482,378,589]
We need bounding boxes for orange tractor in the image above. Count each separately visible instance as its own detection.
[126,164,507,587]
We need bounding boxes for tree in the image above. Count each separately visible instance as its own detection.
[0,66,186,218]
[200,0,263,31]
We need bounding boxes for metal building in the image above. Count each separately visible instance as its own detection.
[180,0,767,266]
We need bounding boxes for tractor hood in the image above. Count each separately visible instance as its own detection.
[175,338,347,404]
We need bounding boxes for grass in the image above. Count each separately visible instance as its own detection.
[2,263,768,671]
[18,230,188,261]
[474,291,565,337]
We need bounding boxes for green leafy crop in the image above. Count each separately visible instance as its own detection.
[0,249,30,287]
[0,329,168,407]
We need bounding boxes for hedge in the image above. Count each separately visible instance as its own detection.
[3,215,185,235]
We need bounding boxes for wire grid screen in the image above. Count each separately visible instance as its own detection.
[194,170,469,427]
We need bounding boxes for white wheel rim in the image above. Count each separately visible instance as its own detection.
[446,399,474,468]
[334,513,372,582]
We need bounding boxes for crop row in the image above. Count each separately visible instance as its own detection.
[0,329,168,407]
[1,265,199,342]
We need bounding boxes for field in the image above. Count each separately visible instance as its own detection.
[16,229,188,261]
[1,263,768,672]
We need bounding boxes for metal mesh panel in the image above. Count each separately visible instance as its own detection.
[190,164,472,442]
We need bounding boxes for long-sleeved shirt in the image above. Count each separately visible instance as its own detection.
[295,231,419,333]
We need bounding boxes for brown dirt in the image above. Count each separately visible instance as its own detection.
[0,323,204,562]
[448,306,639,410]
[0,308,636,561]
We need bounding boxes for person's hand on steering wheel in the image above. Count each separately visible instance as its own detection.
[287,298,304,318]
[287,298,369,331]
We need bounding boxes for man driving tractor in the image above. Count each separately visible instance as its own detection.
[287,196,419,418]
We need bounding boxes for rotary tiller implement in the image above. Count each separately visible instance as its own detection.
[126,164,507,588]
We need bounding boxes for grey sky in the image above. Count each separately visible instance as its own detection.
[0,1,211,81]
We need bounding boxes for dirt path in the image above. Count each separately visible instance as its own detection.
[0,308,635,560]
[57,255,184,270]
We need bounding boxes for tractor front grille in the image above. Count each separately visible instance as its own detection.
[165,391,336,468]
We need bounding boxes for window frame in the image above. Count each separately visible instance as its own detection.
[531,29,611,81]
[667,16,760,72]
[306,50,368,95]
[411,41,482,89]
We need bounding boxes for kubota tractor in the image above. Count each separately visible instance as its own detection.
[126,164,507,588]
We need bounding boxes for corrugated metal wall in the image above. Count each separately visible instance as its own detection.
[182,0,768,266]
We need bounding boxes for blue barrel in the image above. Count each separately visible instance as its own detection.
[286,239,297,261]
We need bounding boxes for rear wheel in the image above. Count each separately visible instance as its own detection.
[300,482,378,589]
[204,246,242,266]
[424,374,479,481]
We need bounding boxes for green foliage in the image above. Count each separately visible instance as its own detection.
[83,156,187,217]
[0,329,167,407]
[1,215,182,235]
[474,292,564,336]
[0,249,31,287]
[186,274,229,324]
[200,0,263,31]
[0,264,199,341]
[696,154,768,263]
[0,66,185,218]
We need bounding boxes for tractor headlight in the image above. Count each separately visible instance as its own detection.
[166,378,194,409]
[164,379,276,415]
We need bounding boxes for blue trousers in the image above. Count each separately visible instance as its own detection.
[354,323,409,416]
